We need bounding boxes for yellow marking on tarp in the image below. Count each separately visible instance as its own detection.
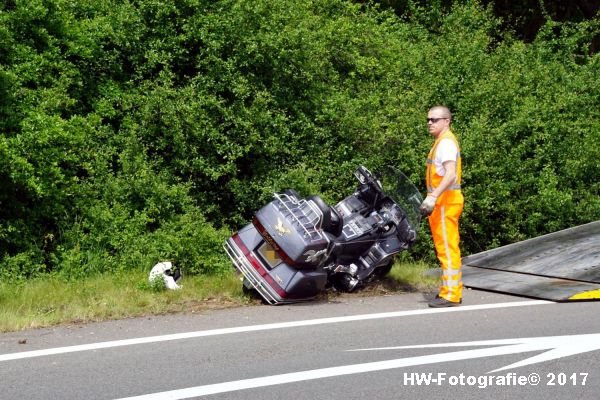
[569,289,600,300]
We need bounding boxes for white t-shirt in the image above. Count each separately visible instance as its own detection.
[434,138,459,176]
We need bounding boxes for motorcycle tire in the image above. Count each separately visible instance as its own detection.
[374,260,394,277]
[331,273,360,292]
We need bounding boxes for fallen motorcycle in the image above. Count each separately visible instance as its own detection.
[224,166,422,304]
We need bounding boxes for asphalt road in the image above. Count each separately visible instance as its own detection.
[1,290,599,399]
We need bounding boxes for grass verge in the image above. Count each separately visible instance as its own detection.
[0,270,248,333]
[0,262,438,333]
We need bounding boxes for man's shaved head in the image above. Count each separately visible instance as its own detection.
[428,105,452,121]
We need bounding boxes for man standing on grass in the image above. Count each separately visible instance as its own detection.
[419,105,464,307]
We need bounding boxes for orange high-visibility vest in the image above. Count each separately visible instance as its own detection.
[426,130,463,205]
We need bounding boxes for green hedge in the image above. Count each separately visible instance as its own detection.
[0,0,598,281]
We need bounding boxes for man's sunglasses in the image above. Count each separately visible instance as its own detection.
[427,117,447,123]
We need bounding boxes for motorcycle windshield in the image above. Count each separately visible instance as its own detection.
[379,167,423,232]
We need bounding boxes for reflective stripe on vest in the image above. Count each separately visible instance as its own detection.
[426,130,462,194]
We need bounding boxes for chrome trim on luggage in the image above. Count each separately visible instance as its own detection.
[223,239,281,305]
[272,193,327,243]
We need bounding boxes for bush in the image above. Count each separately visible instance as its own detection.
[0,0,598,281]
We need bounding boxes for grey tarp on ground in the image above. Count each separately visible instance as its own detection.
[461,221,600,301]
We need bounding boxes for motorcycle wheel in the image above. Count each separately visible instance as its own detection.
[331,273,360,292]
[374,260,394,277]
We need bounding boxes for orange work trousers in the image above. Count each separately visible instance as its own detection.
[428,201,463,303]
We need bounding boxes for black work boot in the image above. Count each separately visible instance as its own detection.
[428,295,462,308]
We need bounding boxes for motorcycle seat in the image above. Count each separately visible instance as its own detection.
[307,195,344,237]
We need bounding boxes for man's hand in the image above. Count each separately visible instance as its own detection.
[419,195,437,217]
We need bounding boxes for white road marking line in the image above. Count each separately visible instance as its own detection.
[115,332,600,400]
[0,300,551,362]
[350,333,600,373]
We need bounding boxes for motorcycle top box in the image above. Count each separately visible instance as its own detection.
[224,166,422,305]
